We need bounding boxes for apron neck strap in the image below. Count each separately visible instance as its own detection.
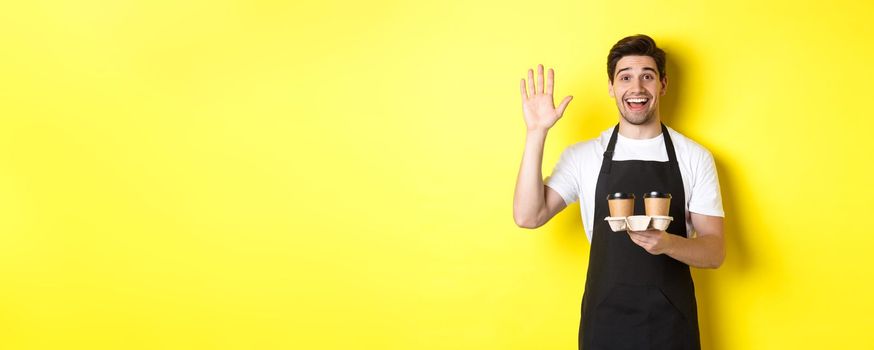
[599,122,678,175]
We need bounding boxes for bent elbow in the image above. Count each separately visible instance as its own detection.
[514,215,541,229]
[708,251,726,269]
[514,218,535,229]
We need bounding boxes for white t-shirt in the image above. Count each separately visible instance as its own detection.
[545,125,724,242]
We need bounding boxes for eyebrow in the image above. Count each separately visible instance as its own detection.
[616,67,658,75]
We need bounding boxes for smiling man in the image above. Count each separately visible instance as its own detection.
[513,34,725,349]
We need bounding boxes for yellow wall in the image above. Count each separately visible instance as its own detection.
[1,0,872,349]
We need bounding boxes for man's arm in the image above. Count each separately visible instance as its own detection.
[512,129,568,228]
[512,64,573,229]
[626,213,725,268]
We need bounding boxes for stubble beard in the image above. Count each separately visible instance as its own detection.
[620,106,656,126]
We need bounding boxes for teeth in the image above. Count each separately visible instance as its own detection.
[625,98,648,103]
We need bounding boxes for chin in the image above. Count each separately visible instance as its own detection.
[621,113,653,125]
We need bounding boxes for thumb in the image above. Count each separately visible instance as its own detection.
[556,95,573,116]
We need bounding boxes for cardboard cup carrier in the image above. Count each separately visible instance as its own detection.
[604,191,674,232]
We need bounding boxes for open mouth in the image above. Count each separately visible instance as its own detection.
[624,97,650,111]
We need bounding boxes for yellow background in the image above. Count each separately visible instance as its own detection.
[1,0,872,349]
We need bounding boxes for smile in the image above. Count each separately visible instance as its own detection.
[624,97,650,111]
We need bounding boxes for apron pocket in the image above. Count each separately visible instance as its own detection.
[590,283,651,350]
[651,287,691,349]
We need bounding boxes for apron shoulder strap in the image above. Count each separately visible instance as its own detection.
[661,123,679,167]
[599,124,620,174]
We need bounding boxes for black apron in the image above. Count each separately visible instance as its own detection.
[578,123,700,350]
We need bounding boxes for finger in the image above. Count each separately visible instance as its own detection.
[627,233,645,246]
[637,230,659,238]
[628,230,646,238]
[528,69,536,96]
[546,68,554,95]
[520,79,529,101]
[537,64,544,94]
[628,231,651,245]
[556,96,573,116]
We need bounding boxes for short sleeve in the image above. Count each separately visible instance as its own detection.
[544,145,581,205]
[688,150,725,217]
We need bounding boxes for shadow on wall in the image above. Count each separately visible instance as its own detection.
[693,160,755,350]
[659,45,686,128]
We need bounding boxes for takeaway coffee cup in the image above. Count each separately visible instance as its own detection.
[644,191,672,216]
[607,192,635,217]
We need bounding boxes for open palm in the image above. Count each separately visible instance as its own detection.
[520,64,573,132]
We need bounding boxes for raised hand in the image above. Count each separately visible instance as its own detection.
[520,64,574,132]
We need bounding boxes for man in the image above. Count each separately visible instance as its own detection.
[512,34,725,349]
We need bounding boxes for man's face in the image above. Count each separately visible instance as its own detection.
[609,55,667,125]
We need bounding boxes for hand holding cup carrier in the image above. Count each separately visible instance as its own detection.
[604,191,674,232]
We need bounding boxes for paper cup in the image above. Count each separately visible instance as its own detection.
[644,191,671,216]
[607,192,635,217]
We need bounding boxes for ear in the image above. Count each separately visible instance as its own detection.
[660,75,668,96]
[608,79,614,98]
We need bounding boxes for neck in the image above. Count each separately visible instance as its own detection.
[618,115,663,139]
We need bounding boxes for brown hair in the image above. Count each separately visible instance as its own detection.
[607,34,666,83]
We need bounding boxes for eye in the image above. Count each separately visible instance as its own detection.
[643,74,653,80]
[620,76,629,81]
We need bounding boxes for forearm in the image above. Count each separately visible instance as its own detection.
[665,233,725,269]
[513,129,549,227]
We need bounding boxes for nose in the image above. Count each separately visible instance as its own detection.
[631,78,645,93]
